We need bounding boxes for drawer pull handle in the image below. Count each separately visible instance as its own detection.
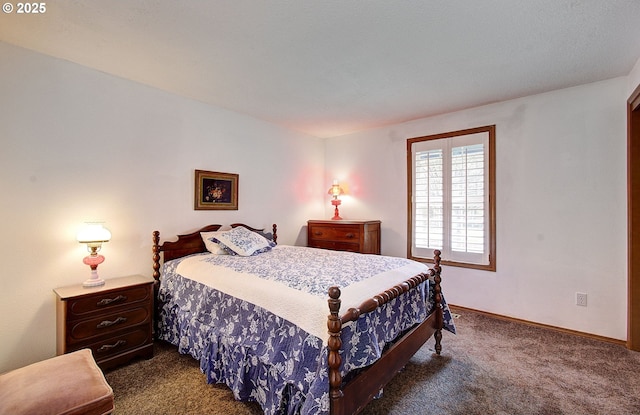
[345,233,355,239]
[313,231,323,236]
[97,340,127,353]
[97,295,127,307]
[96,316,127,329]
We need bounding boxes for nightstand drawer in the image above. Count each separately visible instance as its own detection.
[67,285,151,318]
[309,226,361,241]
[71,327,153,361]
[68,306,151,342]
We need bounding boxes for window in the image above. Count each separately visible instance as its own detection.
[407,125,495,271]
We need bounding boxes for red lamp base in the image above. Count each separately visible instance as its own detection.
[331,199,342,220]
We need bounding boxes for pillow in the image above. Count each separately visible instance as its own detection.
[200,231,227,255]
[212,226,275,256]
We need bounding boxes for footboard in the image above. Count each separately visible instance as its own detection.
[327,250,443,415]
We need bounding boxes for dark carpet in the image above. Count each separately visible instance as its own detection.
[105,308,640,414]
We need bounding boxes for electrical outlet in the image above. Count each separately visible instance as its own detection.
[576,292,587,307]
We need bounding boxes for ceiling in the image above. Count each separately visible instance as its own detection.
[1,1,640,138]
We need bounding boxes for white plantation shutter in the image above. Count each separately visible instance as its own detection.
[450,142,487,263]
[414,148,443,252]
[410,129,492,268]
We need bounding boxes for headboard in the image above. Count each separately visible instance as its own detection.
[152,223,278,280]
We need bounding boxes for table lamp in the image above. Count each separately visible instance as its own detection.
[328,180,344,220]
[77,222,111,287]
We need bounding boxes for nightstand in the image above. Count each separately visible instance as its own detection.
[54,274,154,371]
[307,220,381,254]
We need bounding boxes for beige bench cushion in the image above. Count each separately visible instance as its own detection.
[0,349,114,415]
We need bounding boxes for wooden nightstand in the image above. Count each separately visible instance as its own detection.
[307,220,381,254]
[54,274,154,371]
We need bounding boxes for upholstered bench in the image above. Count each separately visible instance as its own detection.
[0,348,114,415]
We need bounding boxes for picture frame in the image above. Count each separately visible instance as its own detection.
[194,170,239,210]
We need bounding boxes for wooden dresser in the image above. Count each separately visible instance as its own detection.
[54,274,154,370]
[307,220,381,254]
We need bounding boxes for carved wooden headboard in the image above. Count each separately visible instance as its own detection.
[152,223,278,280]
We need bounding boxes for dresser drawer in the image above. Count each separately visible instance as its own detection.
[309,225,361,242]
[67,285,151,318]
[309,240,360,253]
[68,306,151,342]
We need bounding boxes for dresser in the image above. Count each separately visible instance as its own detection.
[54,274,154,370]
[307,220,381,254]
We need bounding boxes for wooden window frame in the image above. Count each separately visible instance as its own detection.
[407,125,496,271]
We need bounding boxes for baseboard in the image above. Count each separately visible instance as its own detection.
[449,304,627,347]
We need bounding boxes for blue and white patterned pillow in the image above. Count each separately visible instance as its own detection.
[212,226,275,256]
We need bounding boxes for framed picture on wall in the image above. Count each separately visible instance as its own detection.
[194,170,239,210]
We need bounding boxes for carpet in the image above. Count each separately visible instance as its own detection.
[105,308,640,414]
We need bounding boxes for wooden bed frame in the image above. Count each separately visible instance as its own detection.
[152,223,444,415]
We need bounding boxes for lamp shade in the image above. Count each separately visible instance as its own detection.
[327,180,344,197]
[77,223,111,244]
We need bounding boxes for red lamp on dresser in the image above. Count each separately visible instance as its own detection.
[328,179,344,220]
[77,222,111,287]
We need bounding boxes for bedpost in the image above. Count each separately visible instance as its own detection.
[272,224,278,244]
[152,230,162,338]
[432,249,443,355]
[152,231,161,282]
[327,286,344,403]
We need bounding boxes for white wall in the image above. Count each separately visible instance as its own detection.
[325,77,628,341]
[0,42,325,372]
[628,56,640,96]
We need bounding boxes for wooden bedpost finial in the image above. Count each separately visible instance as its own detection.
[152,231,160,280]
[272,224,278,244]
[433,249,442,274]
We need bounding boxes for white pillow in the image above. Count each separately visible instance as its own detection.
[200,231,227,255]
[212,226,274,256]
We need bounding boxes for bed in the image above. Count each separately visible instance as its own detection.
[151,223,455,415]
